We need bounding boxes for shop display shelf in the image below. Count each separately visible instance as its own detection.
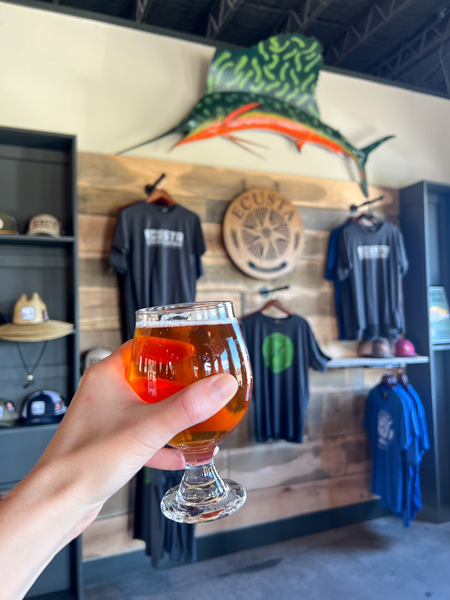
[327,356,430,369]
[0,234,75,246]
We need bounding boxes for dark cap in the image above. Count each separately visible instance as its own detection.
[357,337,394,359]
[21,390,67,426]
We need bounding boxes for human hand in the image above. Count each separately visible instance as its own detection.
[0,340,238,600]
[39,340,238,532]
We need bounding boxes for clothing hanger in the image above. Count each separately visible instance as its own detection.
[241,286,293,320]
[381,366,398,389]
[397,365,410,389]
[349,196,384,225]
[258,296,293,316]
[145,174,177,206]
[354,211,382,226]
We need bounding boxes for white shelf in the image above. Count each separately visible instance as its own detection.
[327,356,430,369]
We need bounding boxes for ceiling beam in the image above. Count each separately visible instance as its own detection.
[274,0,336,35]
[129,0,155,24]
[324,0,416,66]
[370,8,450,80]
[416,41,450,93]
[202,0,245,40]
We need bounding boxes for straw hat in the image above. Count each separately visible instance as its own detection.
[0,293,73,342]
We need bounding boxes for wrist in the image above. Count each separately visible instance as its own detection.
[0,459,95,600]
[27,456,103,541]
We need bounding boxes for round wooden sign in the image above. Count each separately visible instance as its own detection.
[223,189,304,280]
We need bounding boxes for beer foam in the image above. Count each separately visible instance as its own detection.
[136,318,235,328]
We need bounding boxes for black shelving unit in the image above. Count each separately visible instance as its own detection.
[0,126,82,598]
[400,181,450,524]
[0,234,76,245]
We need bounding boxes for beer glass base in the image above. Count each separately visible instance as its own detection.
[161,479,246,524]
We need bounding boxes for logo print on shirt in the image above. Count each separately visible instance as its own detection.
[377,409,394,449]
[144,229,184,248]
[262,333,294,374]
[357,245,390,260]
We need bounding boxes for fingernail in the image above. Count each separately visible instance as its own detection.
[209,374,238,403]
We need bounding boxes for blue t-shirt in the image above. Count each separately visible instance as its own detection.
[402,384,430,455]
[393,384,420,526]
[396,384,430,523]
[365,384,413,515]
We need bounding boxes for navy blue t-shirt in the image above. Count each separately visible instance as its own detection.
[325,223,349,340]
[365,384,412,515]
[366,383,429,526]
[240,313,330,443]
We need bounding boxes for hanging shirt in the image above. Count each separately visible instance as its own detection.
[240,312,330,443]
[324,223,353,340]
[336,221,409,340]
[110,202,206,337]
[401,384,430,456]
[395,383,430,524]
[133,468,196,568]
[392,384,421,527]
[365,383,413,516]
[111,201,205,569]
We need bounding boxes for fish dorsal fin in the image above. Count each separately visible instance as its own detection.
[206,34,323,118]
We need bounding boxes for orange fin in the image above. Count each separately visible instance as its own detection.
[296,140,307,152]
[223,102,260,127]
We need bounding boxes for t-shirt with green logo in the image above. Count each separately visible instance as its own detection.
[240,312,330,443]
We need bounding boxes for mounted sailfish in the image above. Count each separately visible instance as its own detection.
[121,34,393,197]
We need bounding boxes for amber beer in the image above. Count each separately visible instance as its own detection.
[129,319,252,462]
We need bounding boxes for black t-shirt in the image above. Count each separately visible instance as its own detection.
[110,202,206,337]
[336,221,408,340]
[240,312,330,443]
[133,468,196,568]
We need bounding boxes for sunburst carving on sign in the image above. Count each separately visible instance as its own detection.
[223,189,304,279]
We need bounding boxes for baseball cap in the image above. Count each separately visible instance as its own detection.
[357,337,394,359]
[394,338,418,357]
[0,293,73,342]
[83,347,112,373]
[27,214,63,237]
[21,390,67,426]
[0,212,18,235]
[0,400,19,428]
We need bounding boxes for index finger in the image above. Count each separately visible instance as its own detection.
[98,340,133,378]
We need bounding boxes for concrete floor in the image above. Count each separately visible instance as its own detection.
[85,517,450,600]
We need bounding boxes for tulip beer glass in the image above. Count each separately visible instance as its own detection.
[128,301,252,523]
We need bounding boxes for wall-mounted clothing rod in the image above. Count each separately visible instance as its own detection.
[349,195,384,213]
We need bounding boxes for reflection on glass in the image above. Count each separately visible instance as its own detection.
[128,301,253,523]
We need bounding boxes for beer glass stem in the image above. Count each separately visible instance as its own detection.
[177,459,228,505]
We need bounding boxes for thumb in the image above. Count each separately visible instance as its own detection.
[135,373,238,451]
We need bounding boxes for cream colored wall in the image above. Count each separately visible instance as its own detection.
[1,1,450,191]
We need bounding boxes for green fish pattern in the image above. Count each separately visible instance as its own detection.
[206,35,323,118]
[120,34,393,197]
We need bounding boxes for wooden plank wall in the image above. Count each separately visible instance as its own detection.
[78,152,398,559]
